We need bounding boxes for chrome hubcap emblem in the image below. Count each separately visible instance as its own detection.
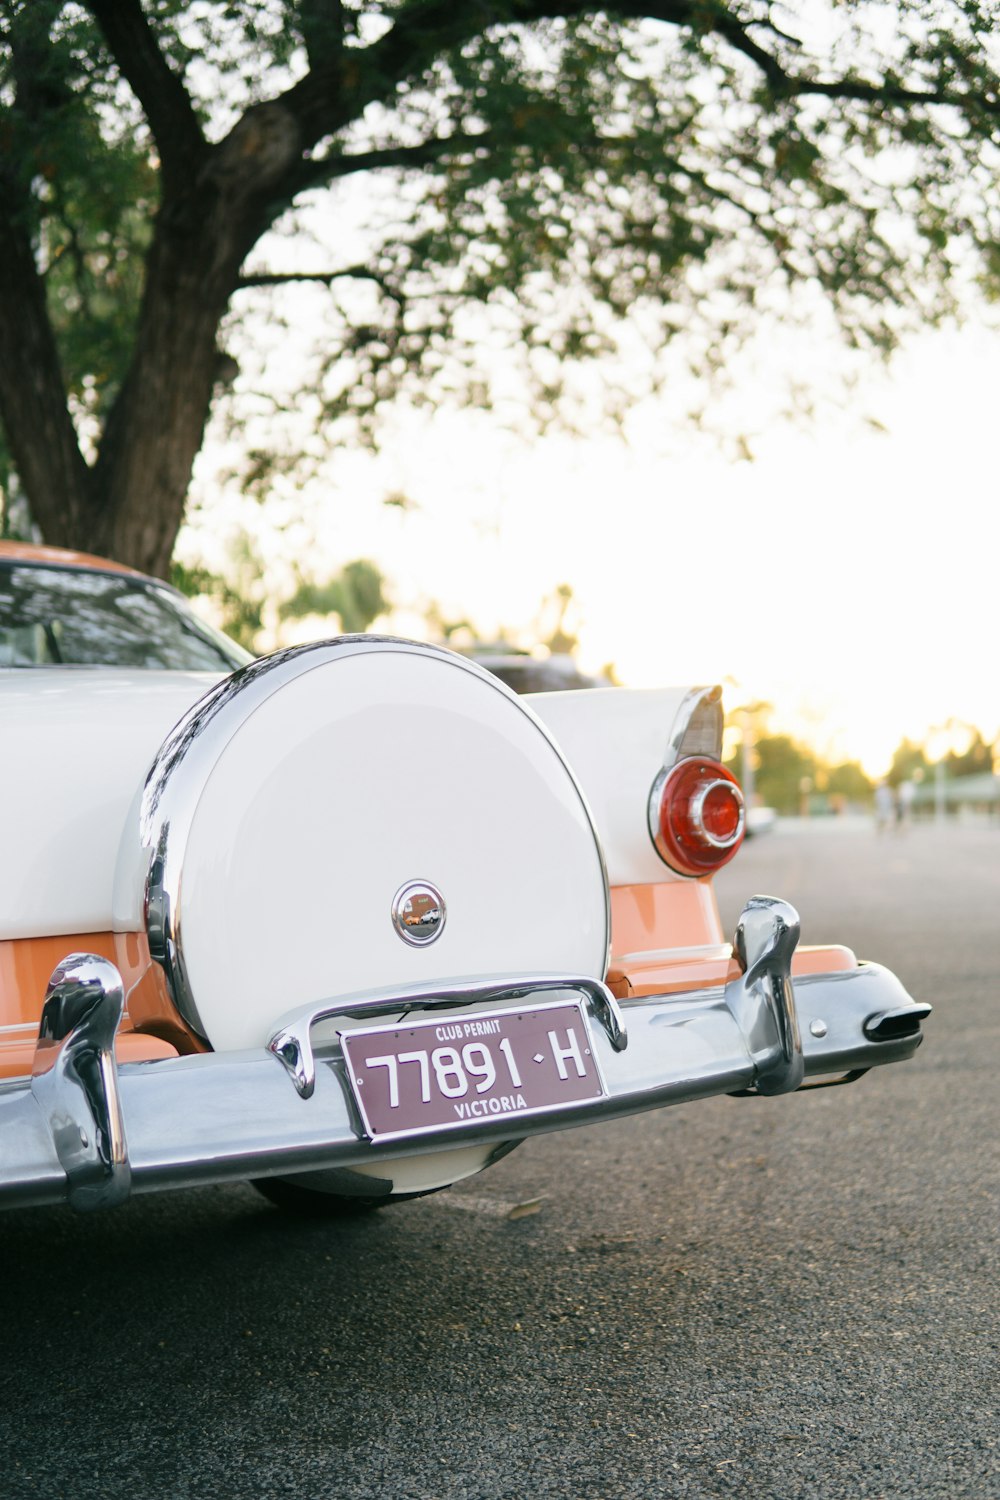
[391,880,446,946]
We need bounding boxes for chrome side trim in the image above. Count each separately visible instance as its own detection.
[268,973,629,1100]
[664,684,724,768]
[30,954,131,1211]
[140,636,612,1038]
[614,943,734,965]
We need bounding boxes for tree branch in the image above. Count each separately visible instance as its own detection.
[621,0,1000,116]
[272,0,1000,190]
[298,0,346,71]
[273,0,527,154]
[236,265,406,309]
[637,0,791,89]
[794,74,1000,115]
[83,0,206,184]
[289,130,491,195]
[363,0,789,96]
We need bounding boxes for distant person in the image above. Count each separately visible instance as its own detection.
[897,778,916,830]
[874,780,894,833]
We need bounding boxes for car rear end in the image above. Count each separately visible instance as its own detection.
[0,641,930,1213]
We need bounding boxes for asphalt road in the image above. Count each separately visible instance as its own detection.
[1,820,997,1499]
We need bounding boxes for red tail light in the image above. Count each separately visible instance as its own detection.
[648,758,745,876]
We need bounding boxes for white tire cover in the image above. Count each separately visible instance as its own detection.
[142,638,609,1055]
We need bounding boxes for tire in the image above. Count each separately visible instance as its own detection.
[250,1176,386,1216]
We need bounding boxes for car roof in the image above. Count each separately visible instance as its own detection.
[0,540,149,580]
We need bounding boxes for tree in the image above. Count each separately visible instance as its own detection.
[281,555,388,634]
[2,1,1000,577]
[825,759,872,804]
[172,545,388,648]
[888,736,930,788]
[742,733,817,815]
[944,726,995,779]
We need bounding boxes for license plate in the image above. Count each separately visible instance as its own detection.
[341,999,606,1141]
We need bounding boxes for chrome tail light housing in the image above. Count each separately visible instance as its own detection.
[648,757,745,876]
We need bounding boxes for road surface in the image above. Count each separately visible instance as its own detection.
[1,820,996,1498]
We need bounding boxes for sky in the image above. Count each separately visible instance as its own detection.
[187,320,998,780]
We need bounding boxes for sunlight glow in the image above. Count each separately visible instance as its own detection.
[187,325,998,779]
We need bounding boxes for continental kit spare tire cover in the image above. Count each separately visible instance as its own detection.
[132,638,610,1052]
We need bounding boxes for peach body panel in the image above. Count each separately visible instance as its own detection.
[0,540,145,577]
[608,881,857,998]
[611,878,725,958]
[0,930,202,1080]
[0,892,860,1076]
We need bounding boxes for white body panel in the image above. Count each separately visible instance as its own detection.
[527,686,688,886]
[0,668,216,940]
[0,658,687,948]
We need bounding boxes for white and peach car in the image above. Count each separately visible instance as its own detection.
[0,543,930,1214]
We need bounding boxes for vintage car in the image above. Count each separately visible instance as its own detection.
[0,542,930,1215]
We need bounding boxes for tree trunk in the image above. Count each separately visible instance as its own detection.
[92,106,302,576]
[86,229,235,578]
[2,102,301,578]
[0,186,93,546]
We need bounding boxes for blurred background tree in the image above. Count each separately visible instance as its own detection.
[726,699,877,814]
[943,726,995,779]
[724,720,997,819]
[172,544,388,650]
[888,737,931,788]
[3,1,1000,576]
[281,556,388,635]
[171,534,270,652]
[825,760,872,806]
[746,733,817,815]
[888,723,995,785]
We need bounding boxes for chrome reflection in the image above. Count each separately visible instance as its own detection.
[31,954,131,1211]
[688,777,745,849]
[664,684,724,768]
[268,972,628,1100]
[391,880,446,946]
[728,894,804,1095]
[863,1003,933,1042]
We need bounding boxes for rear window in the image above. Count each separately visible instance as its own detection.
[0,563,250,672]
[478,657,604,694]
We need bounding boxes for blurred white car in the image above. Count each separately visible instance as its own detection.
[746,805,779,837]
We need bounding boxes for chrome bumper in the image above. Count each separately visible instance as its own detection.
[0,896,930,1212]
